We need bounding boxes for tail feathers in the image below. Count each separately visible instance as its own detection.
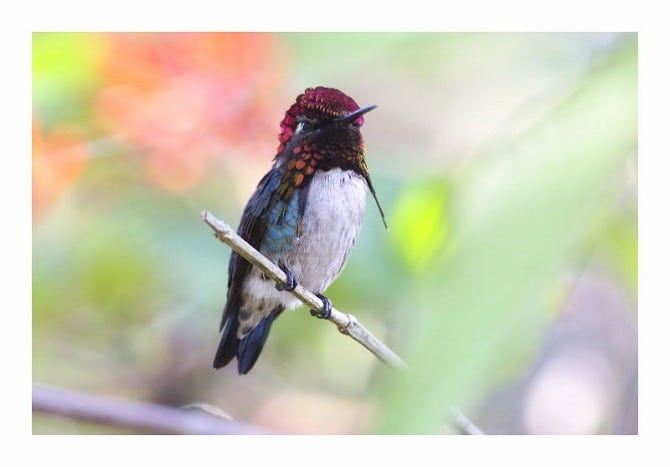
[236,311,279,374]
[213,307,282,375]
[213,313,239,369]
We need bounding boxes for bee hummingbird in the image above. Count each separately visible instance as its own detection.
[213,86,386,374]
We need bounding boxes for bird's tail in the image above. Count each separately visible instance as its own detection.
[213,306,282,375]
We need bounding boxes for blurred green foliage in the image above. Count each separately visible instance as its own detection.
[32,33,636,434]
[33,33,106,128]
[375,40,637,433]
[390,179,453,274]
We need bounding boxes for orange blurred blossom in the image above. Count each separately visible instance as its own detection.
[32,120,89,217]
[95,33,289,192]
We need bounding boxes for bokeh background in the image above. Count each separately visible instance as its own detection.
[32,32,637,434]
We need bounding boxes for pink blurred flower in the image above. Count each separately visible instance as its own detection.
[95,33,289,192]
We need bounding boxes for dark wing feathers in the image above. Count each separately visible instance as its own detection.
[214,169,284,370]
[215,167,308,373]
[219,169,283,330]
[213,309,239,368]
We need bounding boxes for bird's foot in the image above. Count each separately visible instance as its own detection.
[310,293,332,320]
[275,260,297,291]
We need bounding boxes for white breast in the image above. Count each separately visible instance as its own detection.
[241,168,368,315]
[295,167,367,284]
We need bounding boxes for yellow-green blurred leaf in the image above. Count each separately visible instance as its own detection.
[390,180,451,274]
[33,33,108,125]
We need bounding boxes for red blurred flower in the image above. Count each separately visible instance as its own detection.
[32,120,89,217]
[95,33,289,192]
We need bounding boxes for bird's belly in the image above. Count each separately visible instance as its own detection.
[241,168,367,312]
[287,168,367,296]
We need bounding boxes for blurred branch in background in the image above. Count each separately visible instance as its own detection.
[450,407,486,435]
[33,383,486,435]
[32,384,268,435]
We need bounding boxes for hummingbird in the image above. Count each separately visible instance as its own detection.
[213,86,386,374]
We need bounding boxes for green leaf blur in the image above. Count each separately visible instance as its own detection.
[375,39,637,434]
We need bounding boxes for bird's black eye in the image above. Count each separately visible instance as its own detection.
[295,120,314,134]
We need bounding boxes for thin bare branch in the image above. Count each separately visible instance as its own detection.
[201,210,406,369]
[32,384,268,435]
[201,210,485,435]
[450,407,486,435]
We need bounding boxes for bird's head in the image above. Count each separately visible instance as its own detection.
[274,87,385,226]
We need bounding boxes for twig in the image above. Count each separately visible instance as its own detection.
[201,210,407,370]
[32,384,268,435]
[201,210,485,435]
[450,407,486,435]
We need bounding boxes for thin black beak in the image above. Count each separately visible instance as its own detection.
[336,104,377,124]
